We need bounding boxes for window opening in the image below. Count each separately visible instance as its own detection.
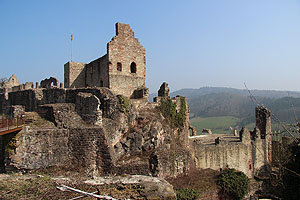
[130,62,136,73]
[117,62,122,71]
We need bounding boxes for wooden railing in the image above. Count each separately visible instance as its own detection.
[0,116,26,131]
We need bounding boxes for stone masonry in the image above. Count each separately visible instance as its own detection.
[0,22,273,180]
[189,106,272,177]
[64,22,146,98]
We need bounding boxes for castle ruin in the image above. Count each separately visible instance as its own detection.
[64,22,146,98]
[0,22,272,179]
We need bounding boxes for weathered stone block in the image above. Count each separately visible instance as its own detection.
[75,92,102,125]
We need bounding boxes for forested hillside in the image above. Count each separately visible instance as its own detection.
[168,87,300,131]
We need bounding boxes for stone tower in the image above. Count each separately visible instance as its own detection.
[64,22,146,97]
[255,105,272,163]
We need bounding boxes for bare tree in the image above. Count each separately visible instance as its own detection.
[0,77,8,87]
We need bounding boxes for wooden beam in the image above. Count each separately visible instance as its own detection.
[0,127,22,136]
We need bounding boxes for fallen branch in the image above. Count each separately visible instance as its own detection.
[68,191,98,200]
[57,184,118,200]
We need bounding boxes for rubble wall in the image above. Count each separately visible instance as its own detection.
[7,89,66,112]
[37,88,66,105]
[8,90,37,111]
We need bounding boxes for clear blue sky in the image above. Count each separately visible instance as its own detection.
[1,0,300,94]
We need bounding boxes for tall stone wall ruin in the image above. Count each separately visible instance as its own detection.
[63,22,146,98]
[107,22,146,97]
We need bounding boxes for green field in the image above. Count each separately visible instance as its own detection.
[190,116,240,134]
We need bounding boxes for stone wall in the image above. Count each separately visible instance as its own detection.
[62,23,146,98]
[0,92,9,114]
[154,148,192,178]
[4,88,119,119]
[190,139,252,177]
[12,82,34,92]
[64,62,86,88]
[189,106,272,178]
[10,128,69,170]
[107,22,146,97]
[37,88,66,105]
[6,127,113,176]
[85,55,109,88]
[109,75,145,97]
[68,128,112,176]
[8,90,36,112]
[65,88,120,119]
[7,88,66,112]
[40,77,58,89]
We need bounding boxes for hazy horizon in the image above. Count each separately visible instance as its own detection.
[1,0,300,94]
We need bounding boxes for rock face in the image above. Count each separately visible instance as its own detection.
[85,175,177,200]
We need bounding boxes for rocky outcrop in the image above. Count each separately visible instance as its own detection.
[75,92,102,125]
[39,103,88,129]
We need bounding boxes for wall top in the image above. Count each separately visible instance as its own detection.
[115,22,134,38]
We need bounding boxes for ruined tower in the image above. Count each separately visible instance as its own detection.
[64,22,146,97]
[255,105,272,164]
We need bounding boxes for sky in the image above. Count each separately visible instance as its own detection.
[0,0,300,94]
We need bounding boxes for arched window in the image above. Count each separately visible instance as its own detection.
[117,62,122,71]
[130,62,137,73]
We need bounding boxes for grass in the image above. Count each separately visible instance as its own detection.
[0,174,55,199]
[190,115,283,136]
[190,116,239,134]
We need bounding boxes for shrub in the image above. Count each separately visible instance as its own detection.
[158,97,186,128]
[176,188,200,200]
[118,95,130,115]
[217,168,250,200]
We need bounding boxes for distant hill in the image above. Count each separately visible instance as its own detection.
[170,87,300,99]
[166,87,300,127]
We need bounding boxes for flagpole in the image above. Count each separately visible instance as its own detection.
[71,32,73,62]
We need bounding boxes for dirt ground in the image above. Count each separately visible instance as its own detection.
[0,170,147,200]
